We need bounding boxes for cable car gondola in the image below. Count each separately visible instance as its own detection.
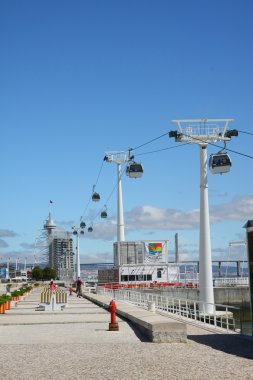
[88,226,93,232]
[92,192,100,202]
[80,222,86,229]
[126,162,144,178]
[209,152,231,174]
[101,206,107,219]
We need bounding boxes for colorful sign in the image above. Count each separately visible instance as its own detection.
[148,243,162,255]
[144,242,166,263]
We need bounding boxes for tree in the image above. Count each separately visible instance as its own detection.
[42,267,56,280]
[32,266,43,281]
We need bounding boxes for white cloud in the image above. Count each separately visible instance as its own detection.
[80,220,117,241]
[0,239,8,248]
[75,195,253,242]
[125,205,200,230]
[20,242,35,249]
[57,220,75,227]
[210,195,253,223]
[80,251,113,263]
[0,229,18,238]
[125,195,253,232]
[2,195,252,263]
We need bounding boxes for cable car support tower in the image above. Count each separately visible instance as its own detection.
[169,119,238,313]
[104,151,131,242]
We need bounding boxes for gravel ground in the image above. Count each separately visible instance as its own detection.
[0,289,252,380]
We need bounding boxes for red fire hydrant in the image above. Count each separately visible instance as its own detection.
[69,287,73,296]
[109,300,119,331]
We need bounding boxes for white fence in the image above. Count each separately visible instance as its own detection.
[98,287,242,333]
[214,277,248,286]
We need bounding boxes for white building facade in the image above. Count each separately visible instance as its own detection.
[98,240,179,285]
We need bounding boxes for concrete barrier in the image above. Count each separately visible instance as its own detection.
[146,287,250,305]
[83,292,187,343]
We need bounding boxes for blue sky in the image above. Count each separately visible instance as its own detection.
[0,0,252,265]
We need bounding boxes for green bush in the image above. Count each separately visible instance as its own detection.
[0,296,6,305]
[1,294,11,301]
[11,290,20,297]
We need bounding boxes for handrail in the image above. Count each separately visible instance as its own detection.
[98,287,242,334]
[214,277,248,286]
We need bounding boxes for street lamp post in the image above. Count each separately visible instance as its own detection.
[72,224,85,279]
[6,257,10,280]
[16,257,19,271]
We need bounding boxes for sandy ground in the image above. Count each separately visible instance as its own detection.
[0,288,252,380]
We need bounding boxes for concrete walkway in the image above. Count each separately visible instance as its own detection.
[0,287,252,380]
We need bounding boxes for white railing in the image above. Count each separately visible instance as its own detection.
[98,287,242,333]
[214,277,248,286]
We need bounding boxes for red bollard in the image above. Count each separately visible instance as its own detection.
[109,300,119,331]
[69,287,73,296]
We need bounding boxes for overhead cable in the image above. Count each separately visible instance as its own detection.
[131,131,169,151]
[80,158,105,222]
[181,133,253,160]
[135,142,190,157]
[94,159,105,187]
[90,162,127,223]
[237,130,253,137]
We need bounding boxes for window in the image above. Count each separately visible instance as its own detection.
[157,270,162,278]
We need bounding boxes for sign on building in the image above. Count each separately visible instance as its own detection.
[114,240,168,266]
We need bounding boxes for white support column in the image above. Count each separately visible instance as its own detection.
[76,233,80,278]
[117,163,125,242]
[6,258,10,280]
[199,145,214,313]
[16,257,19,271]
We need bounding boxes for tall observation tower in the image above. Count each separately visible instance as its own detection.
[43,212,57,236]
[43,212,57,269]
[43,212,75,283]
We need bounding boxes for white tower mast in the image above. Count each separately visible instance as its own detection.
[43,212,56,269]
[104,151,131,243]
[170,119,237,313]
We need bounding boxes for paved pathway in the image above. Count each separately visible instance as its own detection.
[0,287,252,380]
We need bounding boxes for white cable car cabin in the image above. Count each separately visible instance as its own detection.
[126,162,143,178]
[209,153,232,174]
[92,192,100,201]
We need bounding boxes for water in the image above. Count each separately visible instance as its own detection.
[226,303,252,335]
[241,321,252,335]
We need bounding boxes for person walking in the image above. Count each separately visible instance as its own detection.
[76,276,83,298]
[50,280,56,292]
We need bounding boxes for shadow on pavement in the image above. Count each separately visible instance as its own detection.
[126,320,150,342]
[188,333,253,359]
